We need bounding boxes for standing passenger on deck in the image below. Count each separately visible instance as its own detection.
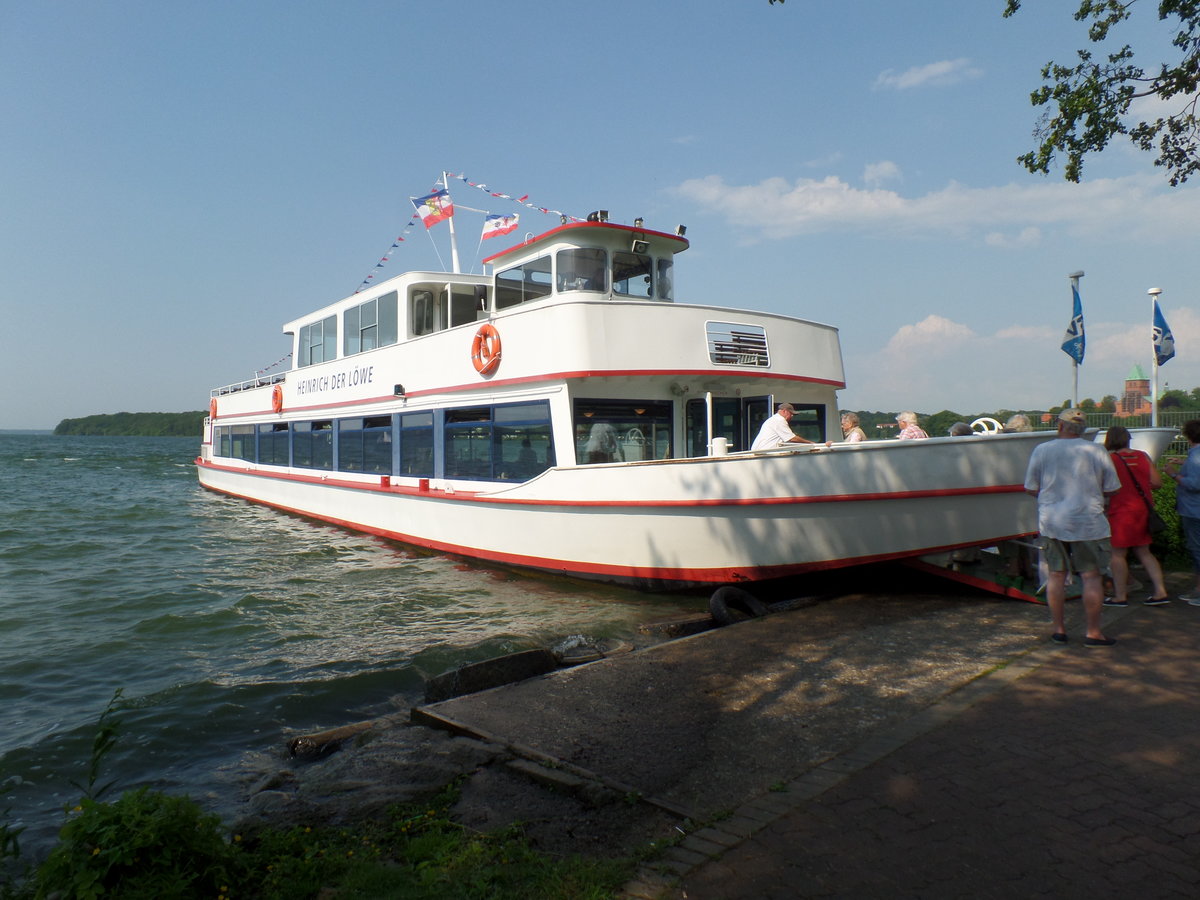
[895,411,929,440]
[751,403,819,451]
[1024,408,1121,647]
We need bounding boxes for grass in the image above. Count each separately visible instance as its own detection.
[1,692,639,900]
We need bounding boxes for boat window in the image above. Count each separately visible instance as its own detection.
[574,400,672,464]
[555,248,606,293]
[444,401,554,482]
[685,398,743,456]
[292,420,333,470]
[656,258,673,301]
[449,286,482,326]
[257,422,290,466]
[495,257,553,309]
[612,250,653,298]
[399,412,434,477]
[344,292,398,355]
[337,415,393,474]
[706,322,770,368]
[223,425,255,462]
[410,289,446,336]
[785,404,826,443]
[298,315,337,367]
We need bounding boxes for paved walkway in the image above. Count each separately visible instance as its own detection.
[658,598,1200,899]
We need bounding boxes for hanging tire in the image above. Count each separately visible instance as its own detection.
[709,586,769,627]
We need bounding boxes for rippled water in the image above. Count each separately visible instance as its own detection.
[0,433,701,856]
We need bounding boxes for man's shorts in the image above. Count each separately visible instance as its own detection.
[1040,537,1111,574]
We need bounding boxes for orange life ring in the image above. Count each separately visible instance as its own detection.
[271,383,284,414]
[471,323,502,376]
[209,398,217,419]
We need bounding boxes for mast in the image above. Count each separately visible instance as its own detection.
[443,171,461,274]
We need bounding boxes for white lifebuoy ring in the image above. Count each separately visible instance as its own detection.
[970,417,1003,434]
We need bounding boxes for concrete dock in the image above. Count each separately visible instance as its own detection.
[408,569,1200,897]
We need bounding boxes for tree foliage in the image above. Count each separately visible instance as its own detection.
[53,411,207,437]
[1005,1,1200,184]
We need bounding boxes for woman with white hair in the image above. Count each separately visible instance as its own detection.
[840,412,866,443]
[895,411,929,440]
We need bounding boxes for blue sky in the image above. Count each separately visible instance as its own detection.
[3,1,1198,428]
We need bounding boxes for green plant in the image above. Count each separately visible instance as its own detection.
[34,789,239,900]
[69,689,124,803]
[1,783,27,900]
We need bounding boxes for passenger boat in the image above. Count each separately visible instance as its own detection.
[197,198,1071,590]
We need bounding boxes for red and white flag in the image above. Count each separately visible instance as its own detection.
[412,190,454,228]
[481,213,519,240]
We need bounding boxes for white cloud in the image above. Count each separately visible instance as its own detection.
[671,172,1200,243]
[873,58,983,91]
[863,160,901,187]
[984,226,1042,248]
[841,309,1200,414]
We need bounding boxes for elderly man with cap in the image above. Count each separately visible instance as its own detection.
[1024,408,1121,647]
[751,402,821,451]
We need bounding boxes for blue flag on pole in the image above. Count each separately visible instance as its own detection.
[1061,283,1085,364]
[1153,299,1176,366]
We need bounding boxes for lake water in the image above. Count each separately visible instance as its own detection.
[0,433,702,858]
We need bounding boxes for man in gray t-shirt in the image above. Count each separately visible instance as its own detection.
[1024,408,1120,647]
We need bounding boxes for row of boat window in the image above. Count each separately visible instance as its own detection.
[213,400,556,482]
[294,248,677,369]
[212,398,828,480]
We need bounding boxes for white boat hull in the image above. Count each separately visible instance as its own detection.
[197,431,1054,589]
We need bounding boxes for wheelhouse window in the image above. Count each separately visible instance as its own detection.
[337,416,392,474]
[298,315,337,367]
[344,291,398,355]
[656,258,674,301]
[555,248,606,293]
[399,411,434,476]
[574,399,671,464]
[444,401,554,482]
[495,256,553,309]
[612,250,653,297]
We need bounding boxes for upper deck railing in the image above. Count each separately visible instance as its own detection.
[211,370,287,397]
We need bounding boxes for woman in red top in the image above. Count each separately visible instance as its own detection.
[1104,426,1169,606]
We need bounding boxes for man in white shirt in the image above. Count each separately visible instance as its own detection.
[1024,408,1121,647]
[751,403,819,451]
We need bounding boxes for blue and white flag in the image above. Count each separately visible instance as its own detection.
[1153,299,1176,366]
[1061,283,1085,364]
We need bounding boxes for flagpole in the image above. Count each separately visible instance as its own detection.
[1149,287,1163,427]
[442,171,461,274]
[1069,271,1084,406]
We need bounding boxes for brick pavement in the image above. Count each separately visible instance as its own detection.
[657,600,1200,899]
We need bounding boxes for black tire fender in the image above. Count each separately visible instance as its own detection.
[709,586,769,627]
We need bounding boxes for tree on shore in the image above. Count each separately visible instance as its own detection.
[1004,1,1200,185]
[54,411,206,437]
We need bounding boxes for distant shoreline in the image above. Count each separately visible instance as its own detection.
[52,411,206,437]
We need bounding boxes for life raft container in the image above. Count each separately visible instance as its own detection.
[471,323,502,376]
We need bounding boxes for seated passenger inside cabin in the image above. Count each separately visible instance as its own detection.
[584,423,623,464]
[751,403,822,451]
